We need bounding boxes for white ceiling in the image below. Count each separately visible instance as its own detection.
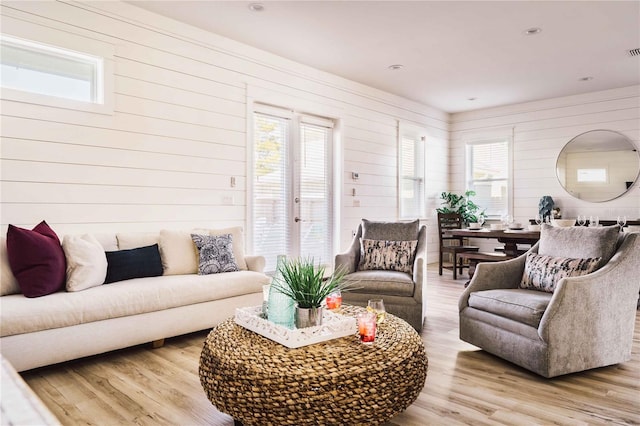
[130,1,640,113]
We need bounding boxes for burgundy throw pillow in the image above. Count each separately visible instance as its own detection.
[6,221,66,297]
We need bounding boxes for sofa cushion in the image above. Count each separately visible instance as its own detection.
[6,221,66,298]
[116,232,160,250]
[519,252,601,293]
[192,234,239,274]
[343,270,415,297]
[0,271,270,337]
[159,230,198,275]
[0,237,20,296]
[104,244,163,284]
[210,227,248,271]
[468,289,552,328]
[361,219,419,241]
[358,238,417,274]
[538,224,620,268]
[62,234,108,292]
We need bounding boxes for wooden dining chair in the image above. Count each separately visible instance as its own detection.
[437,212,479,279]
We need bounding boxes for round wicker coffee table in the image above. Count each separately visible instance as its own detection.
[199,305,427,426]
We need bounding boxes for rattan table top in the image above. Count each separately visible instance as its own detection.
[199,305,427,425]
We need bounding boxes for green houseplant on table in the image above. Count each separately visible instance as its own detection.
[437,190,486,225]
[270,257,351,328]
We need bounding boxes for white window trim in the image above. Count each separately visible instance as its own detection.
[398,121,428,220]
[246,84,344,264]
[1,23,114,115]
[463,127,514,219]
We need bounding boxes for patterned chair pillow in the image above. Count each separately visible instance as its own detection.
[357,238,417,274]
[519,252,601,293]
[191,233,239,275]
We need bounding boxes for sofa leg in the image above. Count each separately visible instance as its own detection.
[151,339,165,349]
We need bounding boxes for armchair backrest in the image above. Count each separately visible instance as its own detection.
[538,224,621,268]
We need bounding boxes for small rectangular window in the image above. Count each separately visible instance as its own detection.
[1,35,103,104]
[577,168,607,183]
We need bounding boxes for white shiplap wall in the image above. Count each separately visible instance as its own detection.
[450,86,640,235]
[0,1,449,258]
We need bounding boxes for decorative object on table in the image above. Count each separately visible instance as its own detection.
[617,216,627,228]
[234,305,356,348]
[267,255,295,328]
[538,196,555,223]
[576,215,586,226]
[437,190,486,225]
[357,311,377,343]
[552,207,562,219]
[270,256,350,328]
[325,289,342,310]
[552,219,576,227]
[589,215,600,227]
[367,298,386,324]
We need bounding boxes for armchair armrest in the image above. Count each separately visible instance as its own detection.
[458,253,528,312]
[539,232,640,343]
[334,225,362,274]
[413,226,427,304]
[245,255,266,273]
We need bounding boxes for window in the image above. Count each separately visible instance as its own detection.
[399,135,425,218]
[577,168,607,183]
[252,105,334,272]
[466,139,510,219]
[1,35,104,105]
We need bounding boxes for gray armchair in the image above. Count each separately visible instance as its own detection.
[335,219,426,331]
[459,224,640,378]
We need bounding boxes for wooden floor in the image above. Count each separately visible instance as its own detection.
[22,265,640,426]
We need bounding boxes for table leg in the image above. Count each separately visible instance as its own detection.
[464,259,479,288]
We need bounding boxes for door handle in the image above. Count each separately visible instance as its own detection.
[295,217,302,223]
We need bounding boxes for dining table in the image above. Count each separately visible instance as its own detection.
[446,228,541,257]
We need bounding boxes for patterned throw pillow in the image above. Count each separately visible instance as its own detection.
[191,234,239,275]
[519,252,601,293]
[358,238,418,274]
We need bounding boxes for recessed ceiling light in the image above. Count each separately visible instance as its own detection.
[523,27,542,36]
[248,3,264,12]
[388,64,403,70]
[579,76,594,81]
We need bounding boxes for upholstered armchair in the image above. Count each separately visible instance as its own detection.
[459,224,640,378]
[335,219,426,331]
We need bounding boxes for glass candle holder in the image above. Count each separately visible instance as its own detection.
[367,299,386,325]
[357,311,377,344]
[325,290,342,310]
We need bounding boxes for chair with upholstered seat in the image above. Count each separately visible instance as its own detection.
[438,212,479,279]
[335,219,426,331]
[459,224,640,378]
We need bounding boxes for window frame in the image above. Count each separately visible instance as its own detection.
[0,30,114,115]
[464,133,513,221]
[398,123,427,220]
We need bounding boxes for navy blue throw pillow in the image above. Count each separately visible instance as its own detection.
[104,244,163,284]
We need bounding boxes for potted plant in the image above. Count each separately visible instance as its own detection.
[271,257,351,328]
[436,190,485,224]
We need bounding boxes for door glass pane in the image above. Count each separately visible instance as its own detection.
[299,122,331,265]
[253,113,290,272]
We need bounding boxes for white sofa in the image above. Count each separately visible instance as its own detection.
[0,227,270,372]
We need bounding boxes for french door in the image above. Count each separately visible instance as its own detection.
[251,105,333,272]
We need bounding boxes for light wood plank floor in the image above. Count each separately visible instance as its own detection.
[22,265,640,425]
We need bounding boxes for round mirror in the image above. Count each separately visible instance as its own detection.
[556,130,639,202]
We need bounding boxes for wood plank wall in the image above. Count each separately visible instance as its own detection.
[450,86,640,233]
[0,0,449,258]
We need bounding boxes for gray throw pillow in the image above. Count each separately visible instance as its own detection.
[191,234,239,275]
[361,219,419,241]
[538,224,620,268]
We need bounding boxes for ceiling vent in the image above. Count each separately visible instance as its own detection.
[627,48,640,57]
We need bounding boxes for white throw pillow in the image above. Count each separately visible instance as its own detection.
[62,234,108,292]
[116,232,160,250]
[209,227,247,270]
[159,229,198,275]
[0,236,21,296]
